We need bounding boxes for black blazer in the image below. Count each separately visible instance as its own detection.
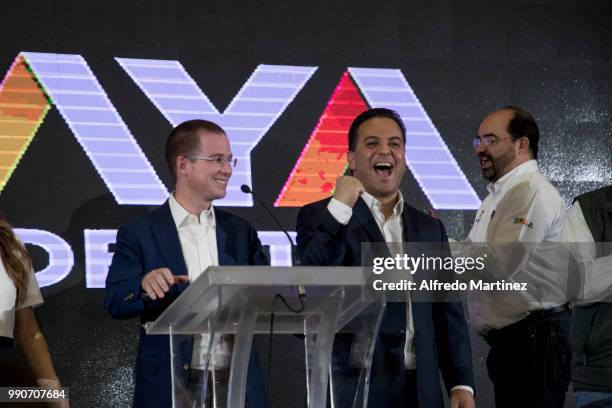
[297,197,475,407]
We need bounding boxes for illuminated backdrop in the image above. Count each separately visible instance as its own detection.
[1,0,610,406]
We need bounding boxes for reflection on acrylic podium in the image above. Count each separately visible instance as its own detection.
[145,266,386,408]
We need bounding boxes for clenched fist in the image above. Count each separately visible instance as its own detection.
[141,268,189,300]
[334,176,365,208]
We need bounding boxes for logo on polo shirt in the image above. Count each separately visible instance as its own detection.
[475,210,486,222]
[513,217,534,229]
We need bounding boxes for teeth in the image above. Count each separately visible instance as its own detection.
[374,162,392,168]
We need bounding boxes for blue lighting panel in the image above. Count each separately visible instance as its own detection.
[348,67,481,210]
[21,52,169,205]
[116,58,317,206]
[15,229,74,288]
[83,229,296,288]
[258,231,297,266]
[84,229,117,288]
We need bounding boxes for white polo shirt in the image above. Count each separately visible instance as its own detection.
[562,201,612,304]
[466,160,566,332]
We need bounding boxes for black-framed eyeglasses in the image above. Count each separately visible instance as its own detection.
[185,155,237,168]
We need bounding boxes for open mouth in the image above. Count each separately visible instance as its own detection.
[373,161,394,177]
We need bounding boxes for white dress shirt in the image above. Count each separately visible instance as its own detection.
[328,192,473,395]
[466,160,566,332]
[562,201,612,304]
[0,252,43,338]
[168,193,231,369]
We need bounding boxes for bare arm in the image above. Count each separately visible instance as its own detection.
[15,307,69,407]
[14,306,57,380]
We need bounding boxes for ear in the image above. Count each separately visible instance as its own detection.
[519,137,530,155]
[176,155,189,177]
[347,150,356,171]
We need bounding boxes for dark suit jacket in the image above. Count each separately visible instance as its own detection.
[297,197,474,407]
[104,201,267,408]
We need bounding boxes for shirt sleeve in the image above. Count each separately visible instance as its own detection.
[563,202,595,244]
[564,202,612,303]
[327,198,353,225]
[450,385,474,396]
[16,266,43,310]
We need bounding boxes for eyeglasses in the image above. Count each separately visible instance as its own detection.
[185,155,237,168]
[472,135,511,149]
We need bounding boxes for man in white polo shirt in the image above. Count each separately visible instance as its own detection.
[467,106,570,408]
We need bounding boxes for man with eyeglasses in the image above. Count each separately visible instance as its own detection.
[466,107,571,407]
[104,119,267,408]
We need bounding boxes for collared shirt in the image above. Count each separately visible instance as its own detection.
[328,192,474,395]
[168,193,230,369]
[169,193,218,277]
[329,193,415,366]
[466,160,566,332]
[562,201,612,304]
[0,249,43,338]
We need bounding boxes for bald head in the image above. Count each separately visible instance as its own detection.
[497,106,539,159]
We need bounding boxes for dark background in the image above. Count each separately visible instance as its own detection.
[1,0,611,406]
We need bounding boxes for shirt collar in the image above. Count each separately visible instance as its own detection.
[487,159,539,195]
[168,193,216,229]
[361,191,404,219]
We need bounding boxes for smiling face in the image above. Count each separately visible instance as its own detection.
[347,116,406,200]
[177,131,232,209]
[475,109,524,182]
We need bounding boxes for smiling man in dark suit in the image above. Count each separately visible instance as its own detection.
[296,108,475,408]
[104,120,266,408]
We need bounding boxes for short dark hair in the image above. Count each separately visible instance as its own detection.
[503,106,539,160]
[348,108,406,151]
[165,119,226,180]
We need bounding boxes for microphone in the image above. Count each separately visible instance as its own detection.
[240,184,306,307]
[240,185,300,265]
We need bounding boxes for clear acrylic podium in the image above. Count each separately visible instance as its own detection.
[145,266,386,408]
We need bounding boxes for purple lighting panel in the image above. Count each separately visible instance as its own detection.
[21,52,168,205]
[258,231,297,266]
[84,229,296,289]
[84,229,117,288]
[348,68,481,210]
[15,229,74,288]
[115,58,317,206]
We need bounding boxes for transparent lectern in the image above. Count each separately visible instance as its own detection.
[145,266,386,408]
